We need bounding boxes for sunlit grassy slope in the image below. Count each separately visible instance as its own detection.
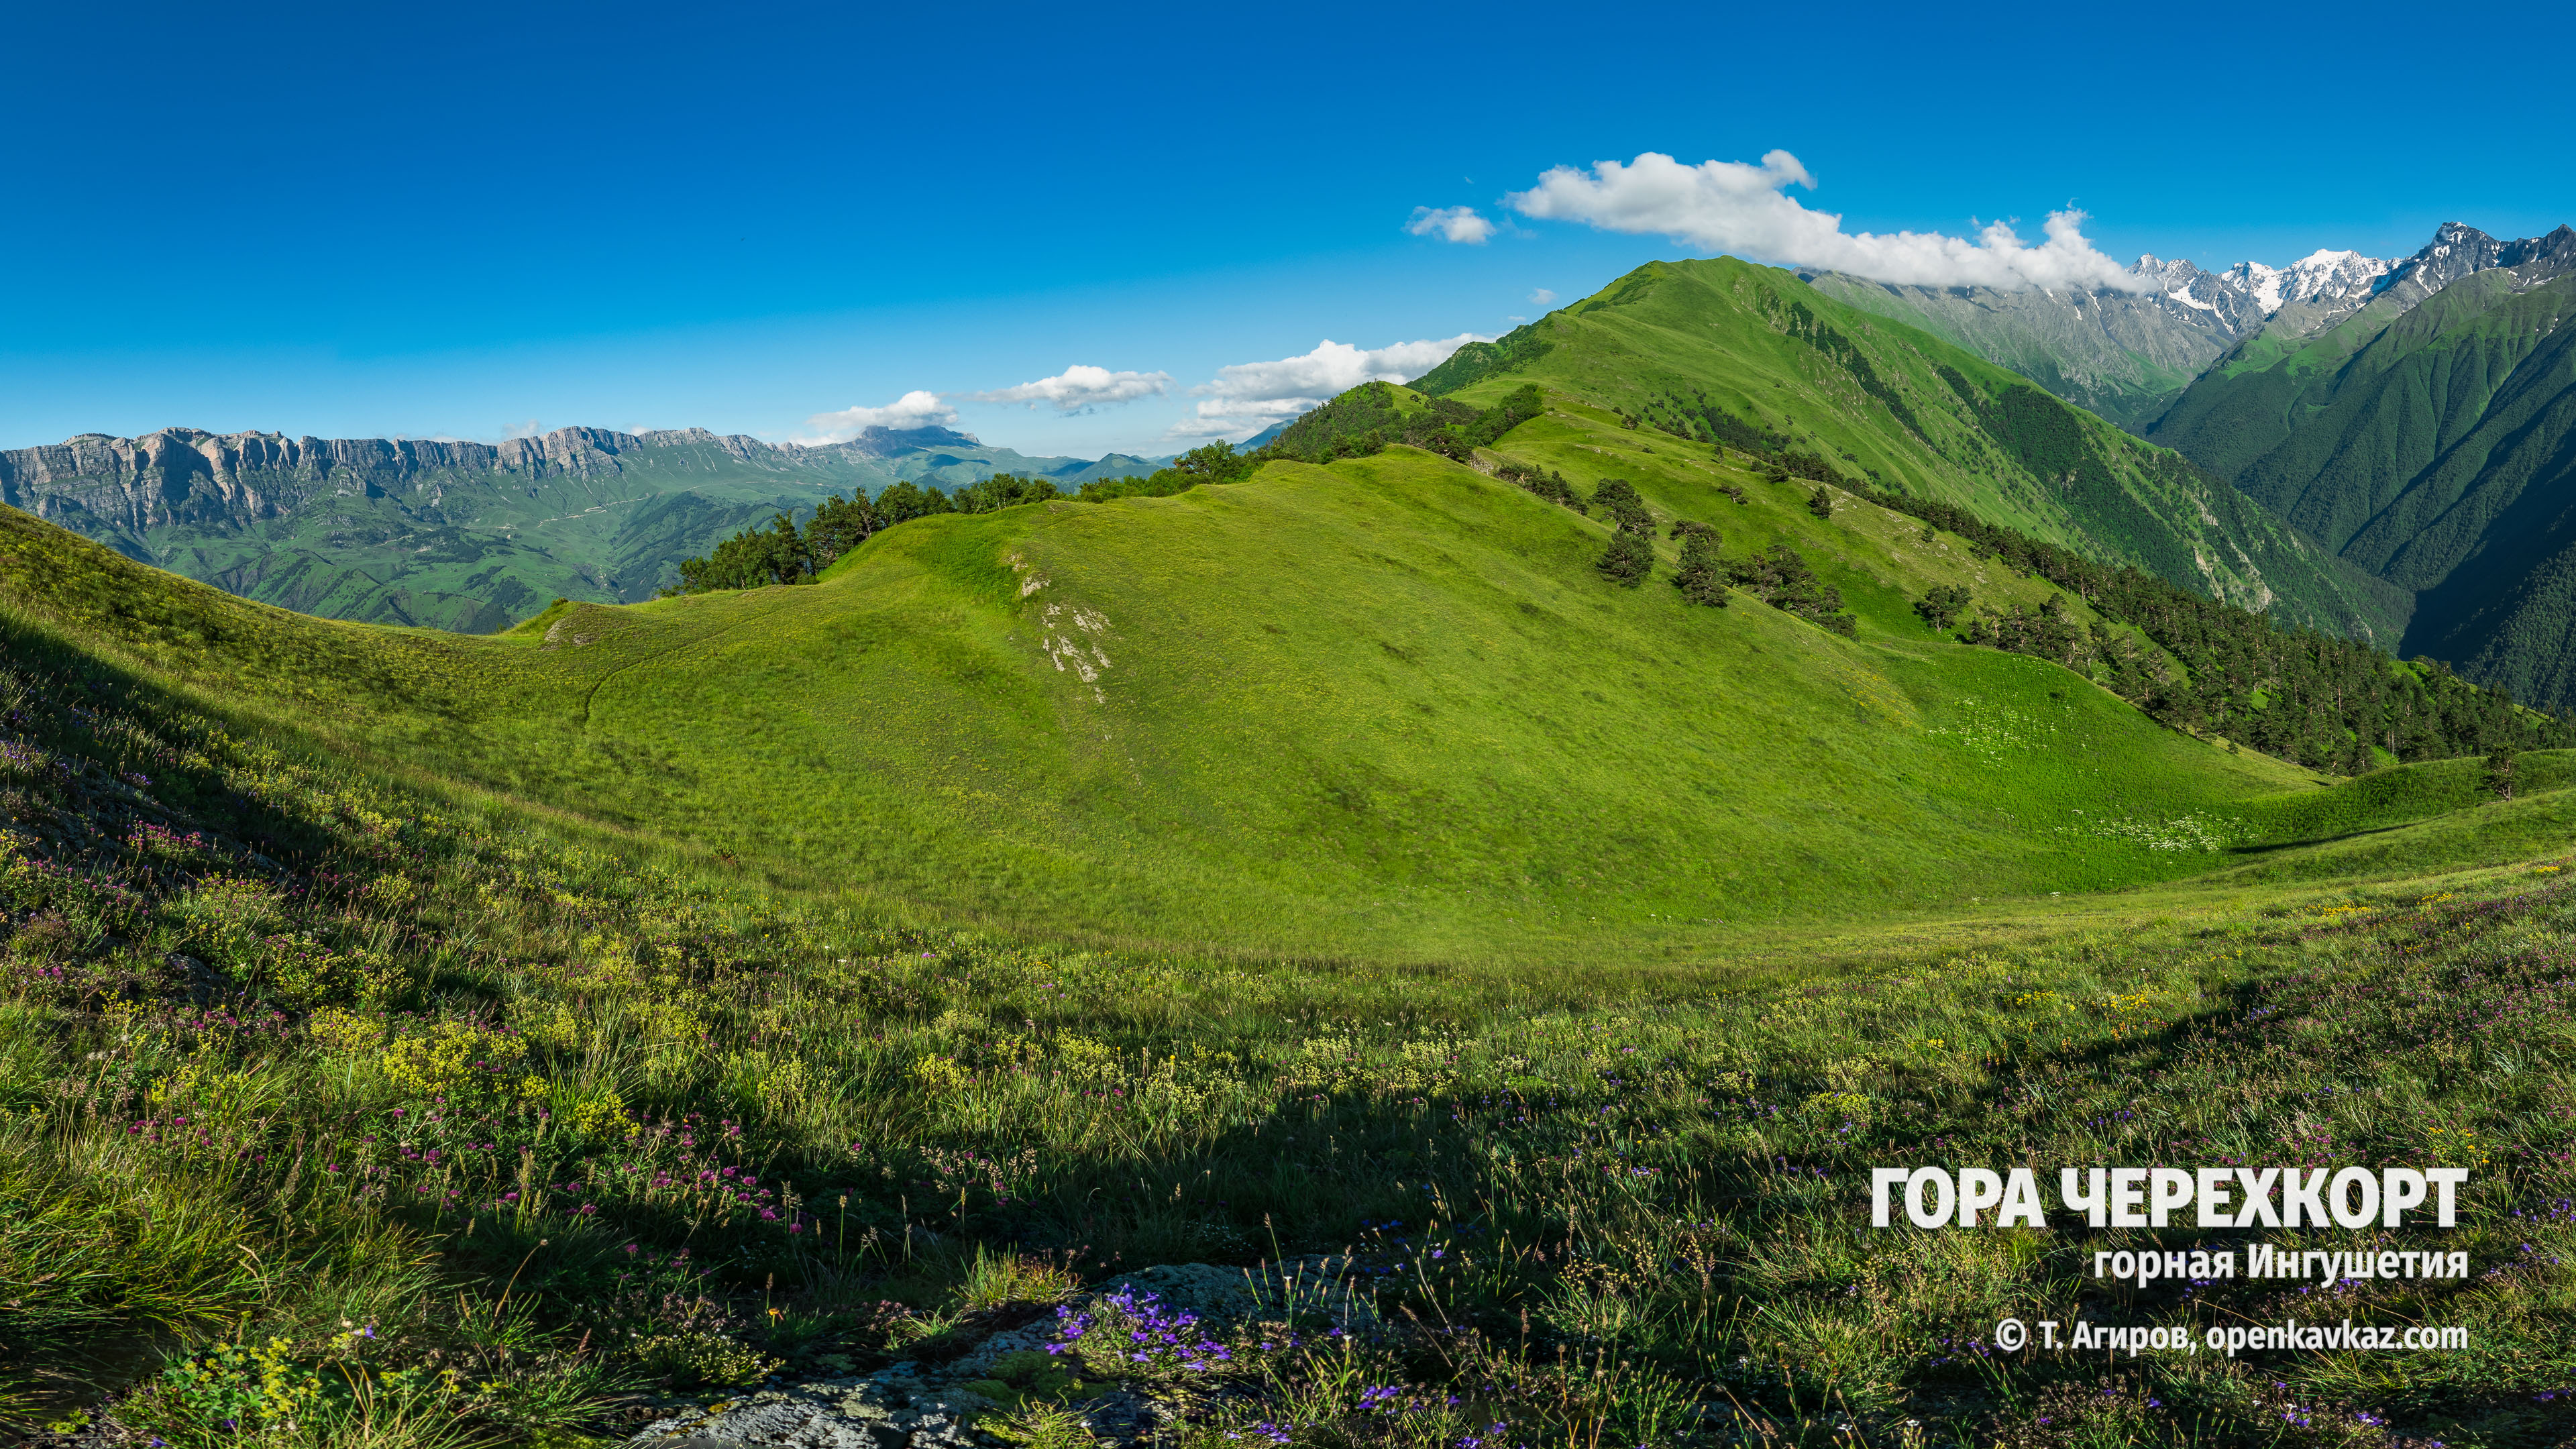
[1415,256,2410,642]
[3,398,2553,963]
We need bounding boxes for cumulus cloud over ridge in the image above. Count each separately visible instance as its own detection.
[966,365,1172,413]
[1170,334,1490,439]
[1406,206,1495,244]
[800,390,958,441]
[1507,150,2141,292]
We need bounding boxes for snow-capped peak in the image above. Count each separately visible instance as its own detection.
[2276,249,2393,309]
[2121,246,2395,323]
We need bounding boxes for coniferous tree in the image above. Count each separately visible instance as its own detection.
[672,511,812,593]
[806,492,884,566]
[2485,747,2519,800]
[1914,585,1972,630]
[1597,529,1653,586]
[1589,478,1654,535]
[873,480,953,525]
[1726,545,1853,635]
[1808,486,1835,519]
[1674,529,1727,606]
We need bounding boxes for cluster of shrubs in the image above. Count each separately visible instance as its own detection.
[1500,462,1855,634]
[1269,382,1546,464]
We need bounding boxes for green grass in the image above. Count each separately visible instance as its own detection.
[11,615,2576,1445]
[7,409,2500,967]
[9,286,2576,1444]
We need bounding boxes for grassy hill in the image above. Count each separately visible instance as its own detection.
[1412,257,2410,646]
[14,384,2551,966]
[2150,268,2576,706]
[13,502,2576,1442]
[15,358,2576,1440]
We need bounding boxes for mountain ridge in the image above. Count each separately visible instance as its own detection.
[1413,256,2408,644]
[1,421,1169,633]
[1805,223,2576,434]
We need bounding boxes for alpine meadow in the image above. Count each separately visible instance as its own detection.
[14,234,2576,1449]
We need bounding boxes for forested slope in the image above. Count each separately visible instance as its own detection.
[2151,266,2576,707]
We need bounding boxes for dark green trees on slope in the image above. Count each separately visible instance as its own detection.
[1422,257,2561,772]
[1867,488,2573,770]
[2151,261,2576,708]
[1267,382,1546,462]
[668,476,1065,591]
[1411,256,2406,647]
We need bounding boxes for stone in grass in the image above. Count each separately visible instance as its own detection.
[1092,1256,1381,1330]
[626,1258,1380,1449]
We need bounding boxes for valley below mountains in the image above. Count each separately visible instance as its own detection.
[0,421,1161,632]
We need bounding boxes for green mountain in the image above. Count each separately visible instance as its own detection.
[1413,256,2408,643]
[0,423,1163,633]
[1803,225,2560,436]
[2149,233,2576,706]
[13,371,2553,963]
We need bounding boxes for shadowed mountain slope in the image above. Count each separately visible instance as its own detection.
[2150,241,2576,706]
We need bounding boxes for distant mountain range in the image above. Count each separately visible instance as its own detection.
[1807,223,2576,433]
[0,423,1163,632]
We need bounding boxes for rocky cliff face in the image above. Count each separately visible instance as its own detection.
[0,425,847,540]
[0,423,1161,633]
[2380,221,2576,307]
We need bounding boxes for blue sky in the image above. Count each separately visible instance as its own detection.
[4,1,2568,458]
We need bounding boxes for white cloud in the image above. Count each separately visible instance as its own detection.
[502,418,545,440]
[799,390,958,442]
[1505,150,2143,292]
[1167,334,1490,441]
[964,364,1172,413]
[1405,205,1495,245]
[1527,288,1556,305]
